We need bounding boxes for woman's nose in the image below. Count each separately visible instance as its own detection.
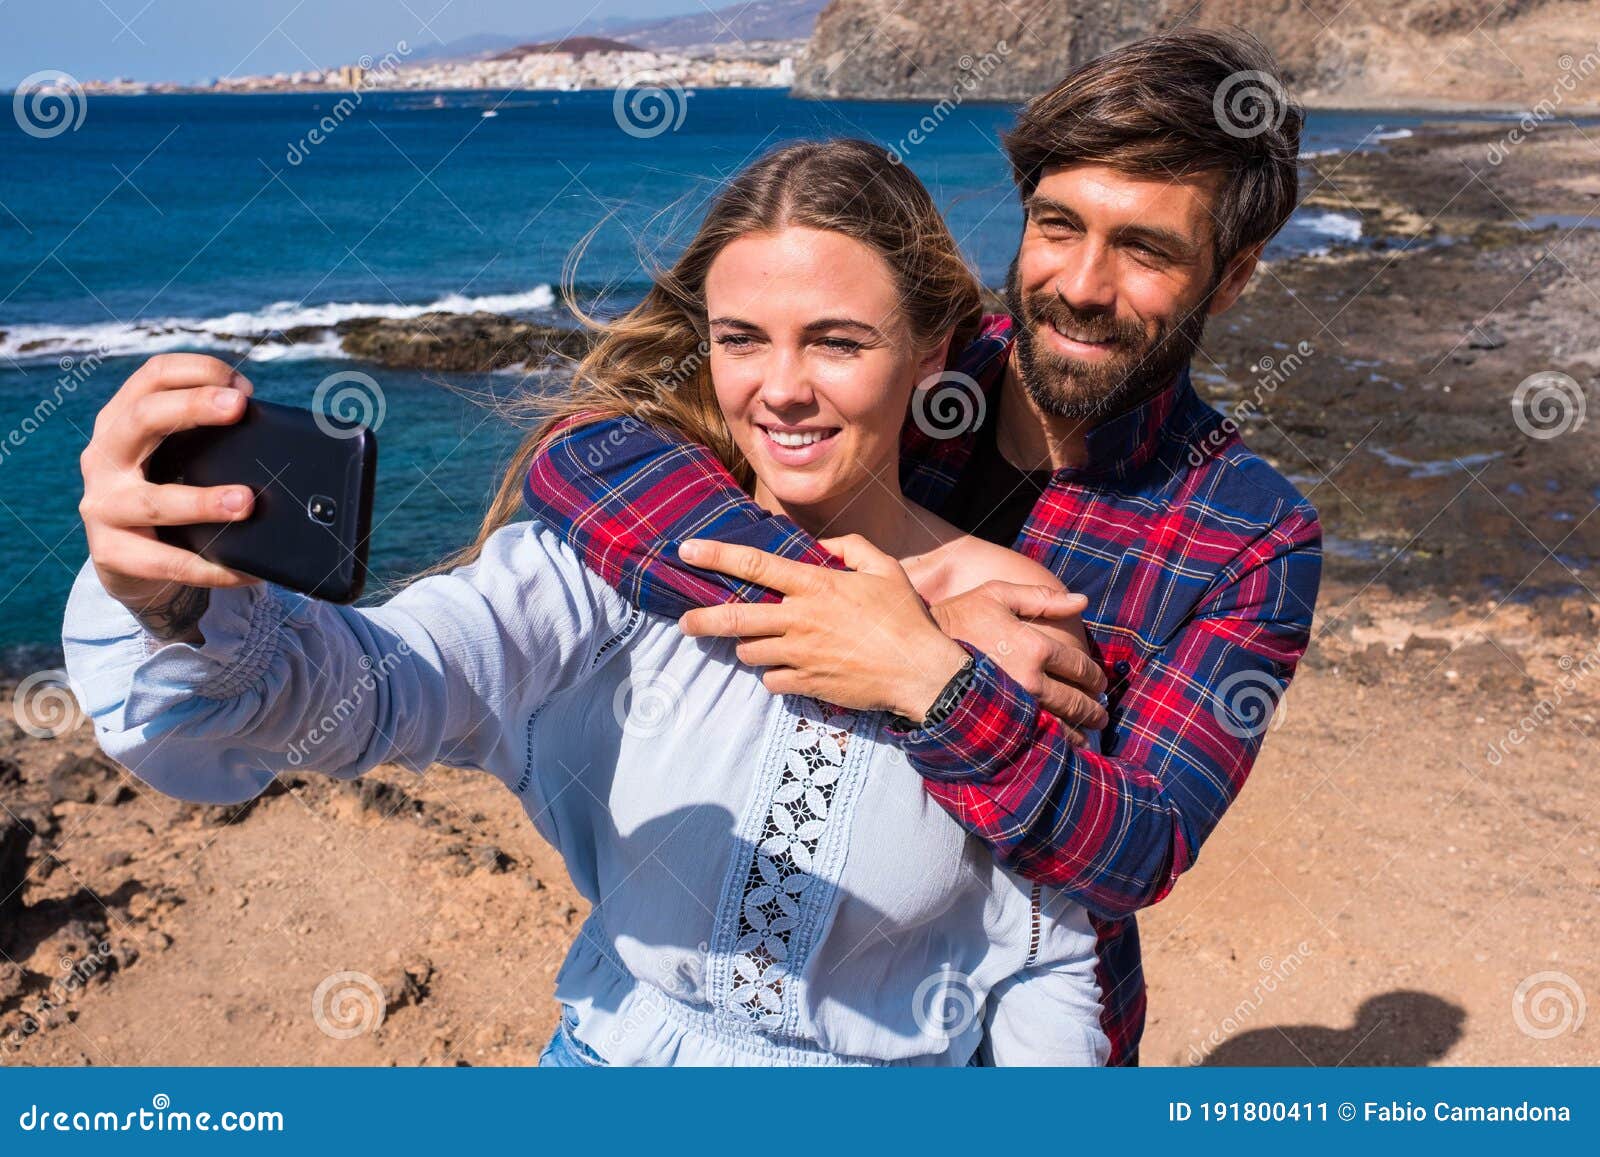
[758,348,815,410]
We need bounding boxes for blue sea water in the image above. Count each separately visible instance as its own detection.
[0,88,1490,666]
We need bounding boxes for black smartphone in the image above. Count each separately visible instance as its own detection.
[145,397,377,603]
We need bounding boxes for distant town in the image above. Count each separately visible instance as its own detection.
[75,36,801,95]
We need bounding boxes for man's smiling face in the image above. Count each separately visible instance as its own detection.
[1006,162,1257,421]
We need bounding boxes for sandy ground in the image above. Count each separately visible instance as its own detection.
[2,122,1597,1067]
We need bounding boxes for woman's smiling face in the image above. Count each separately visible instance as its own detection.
[706,225,946,524]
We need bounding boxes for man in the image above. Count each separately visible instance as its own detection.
[523,29,1321,1065]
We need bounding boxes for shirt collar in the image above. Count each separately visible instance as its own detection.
[1061,365,1190,482]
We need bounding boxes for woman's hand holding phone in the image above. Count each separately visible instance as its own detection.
[78,354,262,640]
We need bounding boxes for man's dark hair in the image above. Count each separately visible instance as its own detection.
[1003,29,1303,272]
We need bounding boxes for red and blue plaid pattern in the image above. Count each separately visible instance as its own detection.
[524,315,1322,1064]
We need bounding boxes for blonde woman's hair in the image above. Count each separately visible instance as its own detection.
[433,137,982,575]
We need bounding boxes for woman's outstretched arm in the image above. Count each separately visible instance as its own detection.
[66,353,628,805]
[62,520,629,805]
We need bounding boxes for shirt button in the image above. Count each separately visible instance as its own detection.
[1114,660,1132,676]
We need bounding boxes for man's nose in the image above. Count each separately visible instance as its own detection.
[1054,242,1118,312]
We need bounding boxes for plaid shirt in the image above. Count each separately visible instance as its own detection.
[524,315,1322,1064]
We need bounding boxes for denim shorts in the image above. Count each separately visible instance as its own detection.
[537,1005,608,1068]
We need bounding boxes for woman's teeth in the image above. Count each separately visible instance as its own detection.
[765,427,834,448]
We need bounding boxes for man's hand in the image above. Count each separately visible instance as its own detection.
[676,536,969,723]
[930,583,1110,743]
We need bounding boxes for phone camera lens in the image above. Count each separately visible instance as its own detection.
[307,495,338,525]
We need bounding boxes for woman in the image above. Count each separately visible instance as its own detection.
[64,140,1109,1066]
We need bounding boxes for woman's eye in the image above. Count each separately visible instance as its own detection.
[818,338,862,353]
[714,334,756,350]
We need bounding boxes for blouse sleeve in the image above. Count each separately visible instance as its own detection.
[60,521,633,805]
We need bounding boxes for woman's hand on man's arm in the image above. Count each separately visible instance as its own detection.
[928,581,1108,742]
[677,536,1109,738]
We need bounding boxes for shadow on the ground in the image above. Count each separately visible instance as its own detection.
[1199,990,1467,1065]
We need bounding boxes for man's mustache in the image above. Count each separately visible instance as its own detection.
[1019,292,1147,352]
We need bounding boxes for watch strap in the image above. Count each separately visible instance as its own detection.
[889,654,976,732]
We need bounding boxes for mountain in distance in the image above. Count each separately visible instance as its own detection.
[613,0,827,47]
[398,0,826,63]
[489,37,641,61]
[790,0,1600,108]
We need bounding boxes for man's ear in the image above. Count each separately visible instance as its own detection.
[1206,242,1266,316]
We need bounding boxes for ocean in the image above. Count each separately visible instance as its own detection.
[0,87,1465,668]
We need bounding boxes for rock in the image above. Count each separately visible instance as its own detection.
[336,312,588,372]
[469,844,510,874]
[382,957,434,1011]
[0,960,26,1005]
[347,778,421,820]
[1448,640,1535,695]
[1341,642,1391,688]
[433,842,473,877]
[472,1022,510,1051]
[1465,321,1506,350]
[0,812,35,930]
[791,0,1572,108]
[1401,633,1451,655]
[46,753,127,806]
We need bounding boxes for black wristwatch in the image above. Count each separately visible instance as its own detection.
[889,654,976,732]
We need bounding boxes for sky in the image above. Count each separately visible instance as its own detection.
[1,0,706,86]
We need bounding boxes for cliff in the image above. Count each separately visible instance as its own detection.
[790,0,1600,109]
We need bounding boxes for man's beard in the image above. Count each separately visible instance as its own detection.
[1004,260,1210,422]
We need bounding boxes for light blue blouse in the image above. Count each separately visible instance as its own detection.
[62,521,1109,1066]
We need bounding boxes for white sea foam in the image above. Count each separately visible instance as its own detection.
[1299,211,1364,242]
[0,285,557,364]
[1373,127,1414,141]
